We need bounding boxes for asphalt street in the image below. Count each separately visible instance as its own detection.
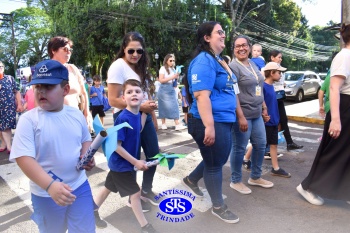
[1,100,349,233]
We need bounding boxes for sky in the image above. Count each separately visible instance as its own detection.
[0,0,342,27]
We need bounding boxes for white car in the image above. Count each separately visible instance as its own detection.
[284,71,322,102]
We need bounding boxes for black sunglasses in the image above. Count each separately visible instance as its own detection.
[127,49,144,55]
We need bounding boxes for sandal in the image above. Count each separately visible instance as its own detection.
[0,147,7,152]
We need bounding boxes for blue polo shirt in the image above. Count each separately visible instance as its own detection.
[263,82,279,126]
[188,52,237,122]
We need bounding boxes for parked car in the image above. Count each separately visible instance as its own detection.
[284,71,322,102]
[318,72,328,85]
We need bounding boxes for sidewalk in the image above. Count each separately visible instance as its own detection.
[285,99,325,125]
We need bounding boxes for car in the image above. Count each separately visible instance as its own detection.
[318,72,328,85]
[284,71,322,102]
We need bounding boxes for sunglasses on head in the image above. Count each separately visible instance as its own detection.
[61,47,73,53]
[127,49,144,55]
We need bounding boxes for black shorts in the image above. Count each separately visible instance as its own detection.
[265,125,278,145]
[91,105,106,118]
[105,170,140,197]
[182,106,189,113]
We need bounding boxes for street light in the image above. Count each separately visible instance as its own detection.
[237,3,266,29]
[154,53,159,77]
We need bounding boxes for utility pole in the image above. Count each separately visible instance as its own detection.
[0,13,17,74]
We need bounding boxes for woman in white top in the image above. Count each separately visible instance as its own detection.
[158,54,186,131]
[48,37,90,121]
[297,23,350,206]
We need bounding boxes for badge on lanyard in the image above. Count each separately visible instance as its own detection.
[256,85,261,96]
[233,83,240,94]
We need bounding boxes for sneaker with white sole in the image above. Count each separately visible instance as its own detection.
[248,178,274,188]
[230,182,252,194]
[141,190,160,206]
[271,167,291,178]
[264,152,283,160]
[182,176,204,197]
[211,204,239,224]
[296,184,324,205]
[175,124,187,131]
[161,124,167,130]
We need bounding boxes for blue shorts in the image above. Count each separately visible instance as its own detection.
[31,180,95,233]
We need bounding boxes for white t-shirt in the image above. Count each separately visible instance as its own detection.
[159,66,176,84]
[330,48,350,95]
[154,80,161,92]
[107,58,149,112]
[10,106,91,197]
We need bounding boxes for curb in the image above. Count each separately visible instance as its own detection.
[287,115,325,125]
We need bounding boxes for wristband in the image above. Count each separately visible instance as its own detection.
[46,180,55,192]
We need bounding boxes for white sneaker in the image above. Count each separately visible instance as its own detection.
[230,182,252,194]
[296,184,324,206]
[161,124,167,130]
[175,124,187,131]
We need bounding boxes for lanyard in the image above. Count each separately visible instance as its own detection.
[235,58,259,85]
[215,55,234,82]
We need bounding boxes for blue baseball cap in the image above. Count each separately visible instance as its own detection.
[30,60,69,85]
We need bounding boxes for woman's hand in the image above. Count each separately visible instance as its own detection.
[140,100,157,114]
[204,125,215,146]
[328,119,341,139]
[238,116,248,132]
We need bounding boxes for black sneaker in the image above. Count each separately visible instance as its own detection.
[141,223,158,233]
[287,142,303,151]
[141,190,160,206]
[242,160,251,171]
[127,198,152,212]
[182,176,204,197]
[94,210,107,229]
[211,204,239,224]
[264,152,283,159]
[271,168,291,178]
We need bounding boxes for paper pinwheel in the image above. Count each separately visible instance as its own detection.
[151,153,187,170]
[93,115,133,161]
[176,65,184,74]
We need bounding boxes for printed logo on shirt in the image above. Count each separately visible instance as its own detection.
[191,74,201,84]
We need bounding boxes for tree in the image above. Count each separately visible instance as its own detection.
[0,7,52,76]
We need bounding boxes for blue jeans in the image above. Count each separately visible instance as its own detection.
[114,112,159,192]
[187,117,233,207]
[230,116,266,183]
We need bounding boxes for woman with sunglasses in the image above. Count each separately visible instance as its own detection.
[48,36,90,121]
[158,54,187,131]
[0,61,24,154]
[93,32,160,230]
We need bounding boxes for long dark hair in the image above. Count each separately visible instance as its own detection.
[115,32,151,92]
[185,21,219,104]
[340,23,350,44]
[268,50,281,62]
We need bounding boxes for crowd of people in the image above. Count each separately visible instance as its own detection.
[1,20,349,233]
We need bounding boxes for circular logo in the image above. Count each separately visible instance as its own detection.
[159,197,192,216]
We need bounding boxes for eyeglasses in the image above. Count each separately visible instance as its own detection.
[169,60,175,62]
[127,49,144,55]
[234,43,249,50]
[215,30,226,36]
[61,47,73,53]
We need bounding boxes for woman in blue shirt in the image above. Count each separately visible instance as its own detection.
[182,21,244,224]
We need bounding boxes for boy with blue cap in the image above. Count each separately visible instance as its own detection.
[10,60,96,233]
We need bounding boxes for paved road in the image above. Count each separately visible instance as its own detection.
[1,107,349,233]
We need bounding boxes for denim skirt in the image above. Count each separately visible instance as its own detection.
[158,83,179,119]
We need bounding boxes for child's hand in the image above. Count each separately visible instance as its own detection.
[83,157,95,171]
[134,160,149,171]
[47,182,76,206]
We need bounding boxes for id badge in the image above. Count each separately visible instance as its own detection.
[255,86,261,96]
[233,83,240,94]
